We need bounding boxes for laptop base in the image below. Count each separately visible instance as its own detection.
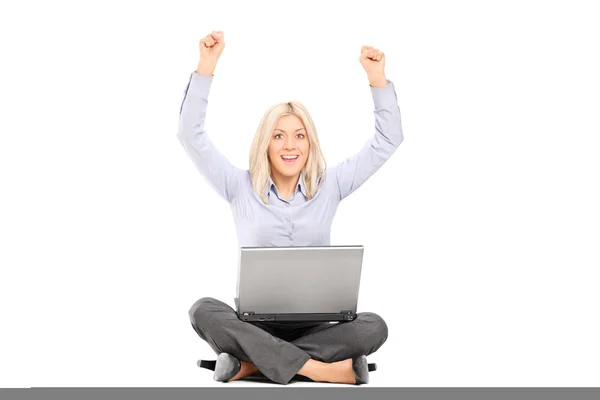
[234,298,356,323]
[237,312,356,323]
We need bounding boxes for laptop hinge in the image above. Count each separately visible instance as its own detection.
[341,310,355,321]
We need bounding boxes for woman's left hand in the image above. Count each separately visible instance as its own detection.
[359,46,387,87]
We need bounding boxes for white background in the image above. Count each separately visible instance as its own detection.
[1,0,599,388]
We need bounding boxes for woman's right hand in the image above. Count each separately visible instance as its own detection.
[196,31,225,76]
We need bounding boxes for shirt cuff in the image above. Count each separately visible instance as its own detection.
[185,71,214,99]
[370,79,398,109]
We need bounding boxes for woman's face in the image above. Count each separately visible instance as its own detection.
[268,114,310,179]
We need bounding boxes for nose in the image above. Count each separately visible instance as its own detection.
[283,136,296,150]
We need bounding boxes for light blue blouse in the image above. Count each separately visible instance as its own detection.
[177,72,404,248]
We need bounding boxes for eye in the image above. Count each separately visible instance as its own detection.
[274,133,283,139]
[296,133,305,139]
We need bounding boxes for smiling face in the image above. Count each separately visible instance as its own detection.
[267,114,310,180]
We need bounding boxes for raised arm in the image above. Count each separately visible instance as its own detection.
[332,45,404,200]
[177,31,245,202]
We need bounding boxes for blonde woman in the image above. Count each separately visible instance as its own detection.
[178,31,404,385]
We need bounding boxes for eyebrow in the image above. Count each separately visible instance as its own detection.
[274,128,306,133]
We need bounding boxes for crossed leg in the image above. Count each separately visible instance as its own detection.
[189,297,388,384]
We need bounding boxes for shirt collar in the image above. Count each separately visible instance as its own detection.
[297,172,308,198]
[265,176,275,198]
[265,172,307,198]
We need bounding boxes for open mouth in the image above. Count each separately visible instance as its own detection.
[281,155,299,165]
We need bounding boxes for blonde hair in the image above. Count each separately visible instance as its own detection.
[249,101,327,204]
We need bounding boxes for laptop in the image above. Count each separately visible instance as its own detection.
[234,245,364,323]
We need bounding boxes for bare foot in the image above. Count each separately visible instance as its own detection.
[328,359,356,384]
[298,358,356,384]
[228,360,260,382]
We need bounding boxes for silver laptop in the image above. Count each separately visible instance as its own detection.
[234,245,364,323]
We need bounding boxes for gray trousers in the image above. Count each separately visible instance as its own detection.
[189,297,389,385]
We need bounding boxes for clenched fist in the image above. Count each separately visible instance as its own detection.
[359,46,387,87]
[196,31,225,76]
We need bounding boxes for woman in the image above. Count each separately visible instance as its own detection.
[178,31,404,385]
